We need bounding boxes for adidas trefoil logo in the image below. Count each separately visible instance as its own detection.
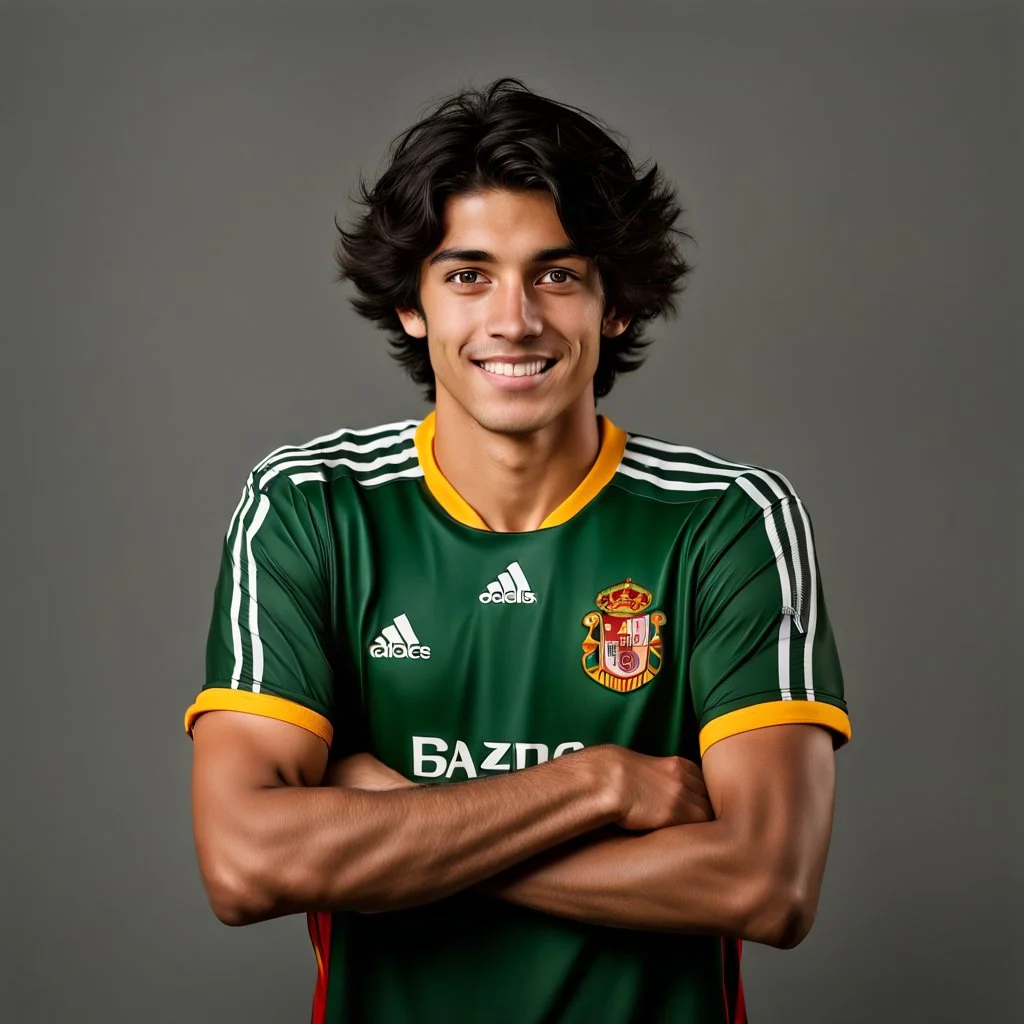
[369,613,431,659]
[479,561,537,605]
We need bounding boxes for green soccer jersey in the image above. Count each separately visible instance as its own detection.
[185,413,850,1024]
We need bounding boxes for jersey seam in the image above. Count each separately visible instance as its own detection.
[693,481,803,600]
[701,692,848,729]
[204,679,333,724]
[608,476,726,509]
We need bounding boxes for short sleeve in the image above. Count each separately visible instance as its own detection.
[183,473,336,746]
[689,471,851,757]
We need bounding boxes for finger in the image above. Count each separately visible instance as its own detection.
[695,791,714,820]
[675,779,712,818]
[678,794,713,823]
[682,773,709,801]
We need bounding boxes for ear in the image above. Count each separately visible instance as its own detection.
[602,309,631,339]
[396,307,427,339]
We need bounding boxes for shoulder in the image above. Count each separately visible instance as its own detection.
[242,418,423,498]
[221,420,422,546]
[612,425,803,513]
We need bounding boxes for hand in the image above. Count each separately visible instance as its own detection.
[323,752,418,792]
[598,746,712,832]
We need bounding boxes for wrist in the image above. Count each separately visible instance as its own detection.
[577,745,625,825]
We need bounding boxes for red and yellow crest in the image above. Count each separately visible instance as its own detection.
[581,579,666,693]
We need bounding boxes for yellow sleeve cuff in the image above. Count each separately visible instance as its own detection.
[699,700,851,757]
[183,688,333,746]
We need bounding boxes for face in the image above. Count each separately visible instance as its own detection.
[396,189,629,437]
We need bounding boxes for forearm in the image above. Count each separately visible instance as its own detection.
[201,751,619,924]
[478,726,837,948]
[479,821,809,948]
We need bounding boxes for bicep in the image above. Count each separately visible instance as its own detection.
[189,711,329,922]
[702,723,836,874]
[191,712,329,849]
[193,710,328,800]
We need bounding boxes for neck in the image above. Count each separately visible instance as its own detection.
[431,395,601,533]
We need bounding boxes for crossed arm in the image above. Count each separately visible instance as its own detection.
[190,711,835,948]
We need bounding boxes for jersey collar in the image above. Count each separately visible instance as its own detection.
[413,411,627,531]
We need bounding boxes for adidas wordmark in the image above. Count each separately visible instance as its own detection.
[479,561,537,604]
[369,613,431,659]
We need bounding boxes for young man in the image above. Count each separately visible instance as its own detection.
[185,79,850,1024]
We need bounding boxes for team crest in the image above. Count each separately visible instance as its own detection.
[581,579,666,693]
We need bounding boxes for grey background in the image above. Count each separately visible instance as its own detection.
[2,1,1018,1021]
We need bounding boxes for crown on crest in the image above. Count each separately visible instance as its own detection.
[595,578,653,616]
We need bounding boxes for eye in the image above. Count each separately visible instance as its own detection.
[538,268,576,285]
[447,270,486,286]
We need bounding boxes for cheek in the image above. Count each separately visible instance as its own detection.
[549,298,603,345]
[424,297,476,346]
[569,304,606,368]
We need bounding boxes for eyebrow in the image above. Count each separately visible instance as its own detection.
[428,245,587,266]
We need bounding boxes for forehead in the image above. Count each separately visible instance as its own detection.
[436,189,572,254]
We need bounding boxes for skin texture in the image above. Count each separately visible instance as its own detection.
[192,712,833,946]
[471,725,835,945]
[190,713,713,923]
[189,187,839,947]
[328,728,836,945]
[396,189,629,532]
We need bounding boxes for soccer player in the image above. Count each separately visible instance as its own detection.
[186,79,850,1024]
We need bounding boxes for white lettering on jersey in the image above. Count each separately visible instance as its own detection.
[515,742,548,770]
[445,740,479,779]
[552,741,586,758]
[480,741,512,771]
[479,561,538,604]
[369,642,432,659]
[412,736,448,777]
[369,613,431,659]
[411,736,585,779]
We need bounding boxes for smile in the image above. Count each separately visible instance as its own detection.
[474,359,556,378]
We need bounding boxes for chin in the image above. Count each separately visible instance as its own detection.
[469,403,558,437]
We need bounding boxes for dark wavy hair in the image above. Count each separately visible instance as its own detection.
[335,78,692,400]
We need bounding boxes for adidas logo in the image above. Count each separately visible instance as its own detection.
[369,613,431,659]
[479,561,537,604]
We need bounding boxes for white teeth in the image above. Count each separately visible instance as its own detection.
[480,360,547,377]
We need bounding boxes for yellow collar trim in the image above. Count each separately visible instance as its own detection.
[413,411,627,532]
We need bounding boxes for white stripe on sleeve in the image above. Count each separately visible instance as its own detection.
[796,501,819,701]
[737,476,794,701]
[245,494,271,693]
[229,486,256,687]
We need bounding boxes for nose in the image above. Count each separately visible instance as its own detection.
[485,277,543,343]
